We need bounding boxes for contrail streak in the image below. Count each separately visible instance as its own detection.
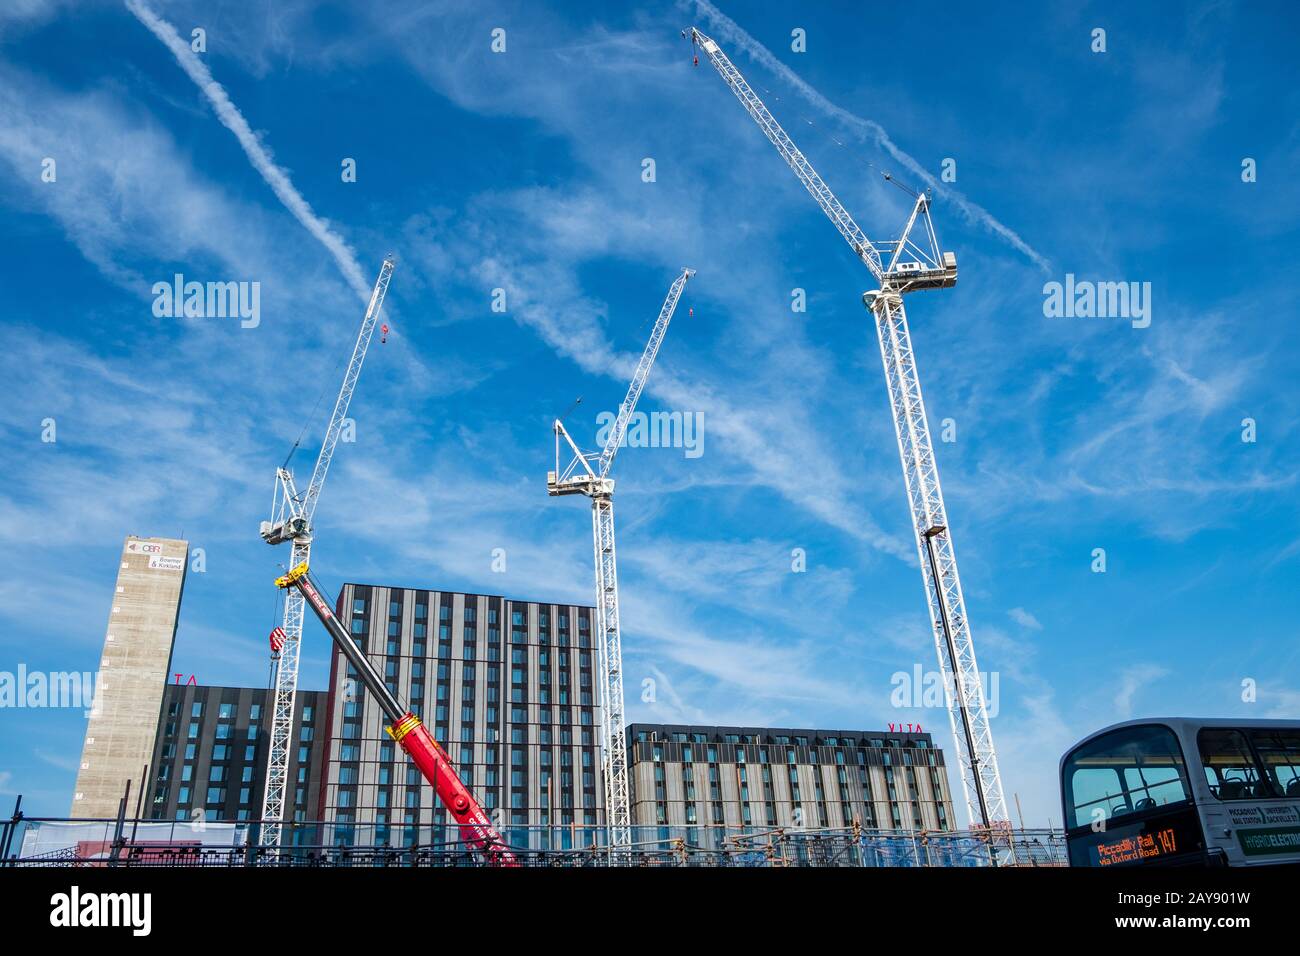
[690,0,1051,272]
[125,0,371,301]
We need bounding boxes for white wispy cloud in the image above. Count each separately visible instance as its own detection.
[34,748,79,772]
[472,249,913,563]
[1008,607,1042,630]
[125,0,372,302]
[688,0,1051,272]
[639,663,711,724]
[1261,685,1300,720]
[0,0,73,31]
[1113,664,1169,719]
[0,63,273,287]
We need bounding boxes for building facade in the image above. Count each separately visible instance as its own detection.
[72,535,188,817]
[319,584,604,846]
[627,724,957,832]
[147,683,328,831]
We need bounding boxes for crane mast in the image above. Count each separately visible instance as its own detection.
[548,267,694,856]
[689,27,1007,830]
[257,258,395,849]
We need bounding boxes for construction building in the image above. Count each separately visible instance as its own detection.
[139,690,960,850]
[318,584,604,846]
[131,579,957,849]
[627,723,956,832]
[146,683,328,831]
[71,535,188,817]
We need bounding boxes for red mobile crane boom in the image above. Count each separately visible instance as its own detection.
[275,562,517,866]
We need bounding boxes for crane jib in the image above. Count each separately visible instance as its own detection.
[259,259,395,851]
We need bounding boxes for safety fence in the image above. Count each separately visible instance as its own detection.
[1,813,1066,867]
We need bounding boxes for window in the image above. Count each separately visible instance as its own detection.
[1062,724,1191,829]
[1198,728,1272,800]
[1250,728,1300,797]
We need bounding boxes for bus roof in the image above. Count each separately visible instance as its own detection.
[1061,717,1300,770]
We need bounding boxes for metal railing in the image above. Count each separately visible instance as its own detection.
[1,807,1066,868]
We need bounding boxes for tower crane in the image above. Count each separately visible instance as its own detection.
[275,562,517,865]
[687,27,1008,831]
[257,257,395,849]
[547,267,695,855]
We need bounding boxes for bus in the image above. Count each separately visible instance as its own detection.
[1060,717,1300,867]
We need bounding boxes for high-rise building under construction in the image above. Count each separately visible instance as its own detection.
[318,584,605,845]
[71,535,188,817]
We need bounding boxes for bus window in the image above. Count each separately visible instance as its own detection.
[1249,728,1300,798]
[1063,724,1191,829]
[1197,728,1273,800]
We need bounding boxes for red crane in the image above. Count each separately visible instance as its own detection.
[275,562,517,866]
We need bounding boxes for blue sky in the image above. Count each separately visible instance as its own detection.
[0,0,1296,826]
